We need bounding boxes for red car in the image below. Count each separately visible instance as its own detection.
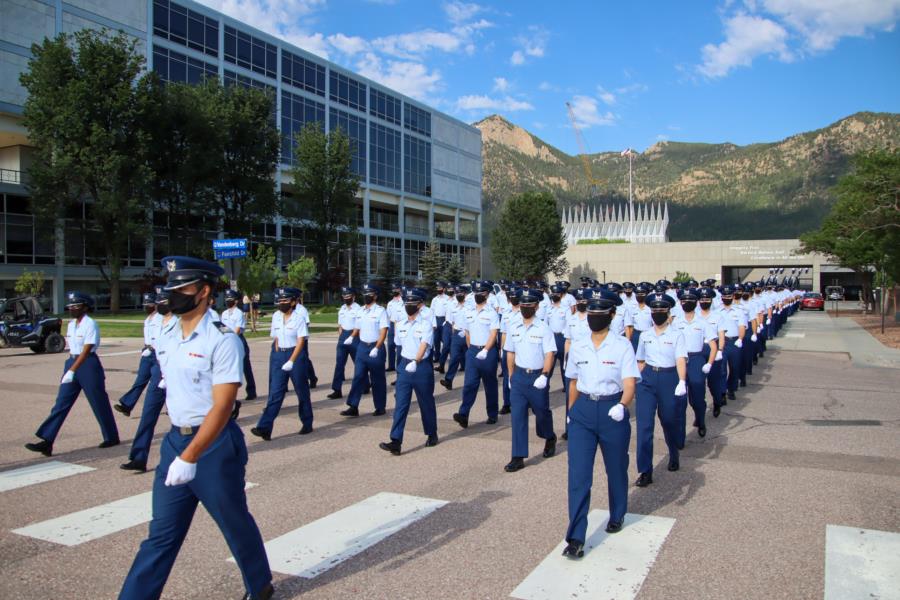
[801,292,824,311]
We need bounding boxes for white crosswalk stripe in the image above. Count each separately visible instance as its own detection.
[825,525,900,600]
[12,483,257,546]
[236,492,448,578]
[511,510,675,600]
[0,461,95,493]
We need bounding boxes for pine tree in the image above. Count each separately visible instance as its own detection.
[445,255,467,285]
[418,239,445,292]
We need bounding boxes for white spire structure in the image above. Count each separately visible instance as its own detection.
[561,201,670,245]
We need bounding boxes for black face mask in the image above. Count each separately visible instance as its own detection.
[636,294,647,304]
[68,306,86,320]
[652,312,669,326]
[550,294,561,303]
[624,290,633,297]
[169,290,201,315]
[225,300,236,308]
[277,303,292,313]
[474,293,487,305]
[742,293,751,301]
[722,298,733,306]
[344,297,354,306]
[157,303,172,316]
[392,291,401,297]
[576,303,587,313]
[405,304,419,316]
[455,294,466,303]
[588,313,611,332]
[520,306,536,319]
[144,305,156,315]
[510,297,520,306]
[699,300,712,311]
[364,294,376,305]
[681,300,697,313]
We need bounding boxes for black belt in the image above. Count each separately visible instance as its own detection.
[171,425,200,436]
[688,351,705,357]
[470,344,485,350]
[515,366,543,375]
[580,391,624,402]
[646,365,676,372]
[725,336,738,341]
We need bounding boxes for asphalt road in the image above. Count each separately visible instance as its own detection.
[0,311,898,599]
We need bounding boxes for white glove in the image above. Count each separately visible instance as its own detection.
[164,456,196,486]
[61,370,75,384]
[715,350,723,361]
[158,378,167,389]
[281,360,294,372]
[533,374,548,389]
[141,348,152,358]
[405,360,417,373]
[476,349,488,360]
[458,330,466,338]
[735,339,743,348]
[343,335,354,345]
[369,346,379,358]
[766,318,772,325]
[608,403,625,422]
[702,363,712,374]
[757,325,763,334]
[751,334,758,342]
[675,380,687,396]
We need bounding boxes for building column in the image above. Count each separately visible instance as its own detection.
[398,197,405,277]
[363,189,371,276]
[54,218,65,314]
[454,207,460,241]
[428,204,434,240]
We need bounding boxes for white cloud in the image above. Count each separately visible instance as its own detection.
[597,86,616,105]
[356,52,442,102]
[532,121,547,130]
[373,30,465,58]
[443,1,484,24]
[762,0,900,51]
[568,95,615,128]
[656,134,669,141]
[615,82,649,94]
[328,33,369,56]
[493,77,509,92]
[456,94,535,112]
[510,50,525,65]
[538,81,559,92]
[510,25,549,66]
[699,13,792,77]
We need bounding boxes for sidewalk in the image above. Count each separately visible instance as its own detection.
[769,311,900,369]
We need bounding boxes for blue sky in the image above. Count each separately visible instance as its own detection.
[198,0,900,154]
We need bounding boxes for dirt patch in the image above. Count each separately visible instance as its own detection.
[836,313,900,350]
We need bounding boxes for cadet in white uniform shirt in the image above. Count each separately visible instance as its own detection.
[119,256,272,600]
[453,281,500,428]
[220,288,256,400]
[329,287,368,399]
[544,283,570,391]
[431,281,451,363]
[386,283,404,372]
[671,288,718,445]
[626,283,654,352]
[439,286,469,388]
[498,288,523,414]
[341,283,390,417]
[115,292,163,416]
[718,285,747,401]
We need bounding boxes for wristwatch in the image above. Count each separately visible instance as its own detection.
[541,371,549,377]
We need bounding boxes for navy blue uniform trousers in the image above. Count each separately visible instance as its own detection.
[630,329,644,353]
[119,351,155,410]
[37,354,118,444]
[128,360,167,463]
[510,368,555,458]
[438,321,452,369]
[444,331,467,383]
[331,330,364,394]
[119,421,270,600]
[636,367,681,474]
[459,345,499,419]
[500,348,511,409]
[347,341,387,411]
[390,357,437,442]
[566,392,630,544]
[683,353,709,443]
[257,346,312,432]
[547,332,567,390]
[387,322,398,370]
[723,338,742,393]
[432,316,446,361]
[238,334,257,397]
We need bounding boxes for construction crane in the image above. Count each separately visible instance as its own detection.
[565,101,604,197]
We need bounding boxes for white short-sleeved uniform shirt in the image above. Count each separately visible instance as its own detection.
[219,306,246,333]
[387,297,404,323]
[564,312,591,343]
[420,305,438,329]
[630,304,654,332]
[160,314,180,337]
[500,309,523,336]
[143,313,162,347]
[610,311,626,336]
[463,305,500,346]
[431,294,450,318]
[396,313,433,360]
[671,314,717,353]
[67,315,100,354]
[565,333,641,396]
[270,309,308,348]
[207,307,220,321]
[545,304,568,334]
[338,302,361,331]
[561,293,576,312]
[294,303,312,337]
[354,303,389,343]
[157,314,244,427]
[503,319,557,369]
[636,325,688,368]
[464,293,476,309]
[719,305,748,337]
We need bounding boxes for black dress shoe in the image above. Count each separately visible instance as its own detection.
[721,394,728,405]
[739,380,747,387]
[120,460,147,472]
[98,439,120,449]
[499,405,511,415]
[390,380,397,386]
[372,409,386,416]
[561,431,568,441]
[439,379,452,390]
[635,472,653,487]
[676,441,685,450]
[485,417,498,425]
[713,405,721,418]
[425,434,439,447]
[340,406,360,417]
[362,388,371,395]
[309,378,318,389]
[298,426,313,435]
[543,438,556,458]
[435,365,445,373]
[250,427,271,441]
[605,520,623,534]
[113,403,131,417]
[379,440,402,455]
[453,413,468,428]
[753,357,759,365]
[245,394,257,401]
[668,458,680,471]
[562,541,584,559]
[504,457,525,472]
[727,391,736,401]
[698,425,707,437]
[24,439,53,456]
[241,582,274,600]
[327,391,343,399]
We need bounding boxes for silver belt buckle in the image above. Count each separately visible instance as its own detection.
[179,425,194,435]
[589,393,602,401]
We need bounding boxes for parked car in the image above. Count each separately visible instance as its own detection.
[801,292,825,311]
[0,296,66,353]
[825,286,845,301]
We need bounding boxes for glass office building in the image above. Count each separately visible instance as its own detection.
[0,0,483,311]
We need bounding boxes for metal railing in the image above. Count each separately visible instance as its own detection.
[404,223,430,237]
[0,169,25,185]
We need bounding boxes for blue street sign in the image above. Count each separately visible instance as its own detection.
[215,248,247,260]
[213,238,248,260]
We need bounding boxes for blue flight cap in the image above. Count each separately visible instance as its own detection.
[403,288,426,303]
[224,289,241,301]
[142,292,157,305]
[721,285,738,296]
[550,283,566,294]
[161,256,224,291]
[574,288,594,301]
[341,286,356,297]
[517,289,543,304]
[678,288,701,301]
[635,282,653,294]
[274,287,301,301]
[472,281,492,294]
[65,291,94,308]
[587,289,622,312]
[646,292,676,309]
[361,283,379,295]
[606,282,623,294]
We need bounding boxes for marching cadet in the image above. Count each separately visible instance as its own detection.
[545,283,569,391]
[605,283,632,336]
[503,289,558,472]
[498,286,522,415]
[736,283,760,384]
[439,285,469,390]
[562,287,593,440]
[119,256,273,600]
[562,290,640,558]
[114,292,162,417]
[431,281,450,364]
[625,282,654,352]
[620,281,638,311]
[453,281,500,428]
[558,280,576,313]
[251,287,313,439]
[718,285,747,402]
[25,292,120,456]
[379,288,439,455]
[671,288,718,443]
[634,292,688,486]
[386,282,404,373]
[295,292,318,389]
[221,289,257,401]
[341,283,389,417]
[121,290,178,472]
[697,288,727,416]
[329,287,369,400]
